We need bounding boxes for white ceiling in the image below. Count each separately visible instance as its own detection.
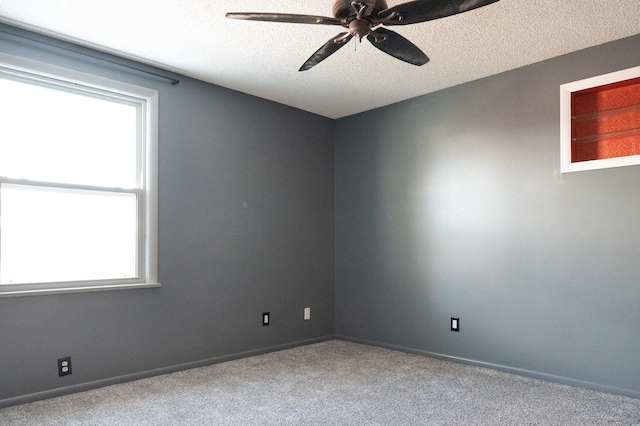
[0,1,638,119]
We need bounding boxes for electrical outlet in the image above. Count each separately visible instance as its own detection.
[58,356,72,377]
[451,317,460,332]
[304,307,311,320]
[263,312,270,326]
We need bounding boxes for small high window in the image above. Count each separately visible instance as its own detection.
[560,66,640,173]
[0,53,160,296]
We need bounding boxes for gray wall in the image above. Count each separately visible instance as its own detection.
[0,26,335,406]
[335,34,640,398]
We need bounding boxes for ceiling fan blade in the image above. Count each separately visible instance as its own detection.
[376,0,499,26]
[299,33,353,71]
[366,28,429,66]
[225,12,342,26]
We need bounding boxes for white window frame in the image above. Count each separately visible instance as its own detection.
[560,65,640,173]
[0,52,160,297]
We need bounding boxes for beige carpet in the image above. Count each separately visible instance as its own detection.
[1,340,639,425]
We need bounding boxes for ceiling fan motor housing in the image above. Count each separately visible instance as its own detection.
[348,19,371,39]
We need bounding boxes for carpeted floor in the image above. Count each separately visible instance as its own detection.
[1,340,639,425]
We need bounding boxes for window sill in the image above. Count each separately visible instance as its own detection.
[0,282,161,298]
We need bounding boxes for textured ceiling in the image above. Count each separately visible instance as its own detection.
[0,0,638,119]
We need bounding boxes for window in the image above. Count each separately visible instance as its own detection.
[0,52,159,296]
[560,65,640,173]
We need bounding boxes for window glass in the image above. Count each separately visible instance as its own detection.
[560,65,640,173]
[0,77,138,188]
[1,184,138,284]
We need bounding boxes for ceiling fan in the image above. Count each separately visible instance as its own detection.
[226,0,499,71]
